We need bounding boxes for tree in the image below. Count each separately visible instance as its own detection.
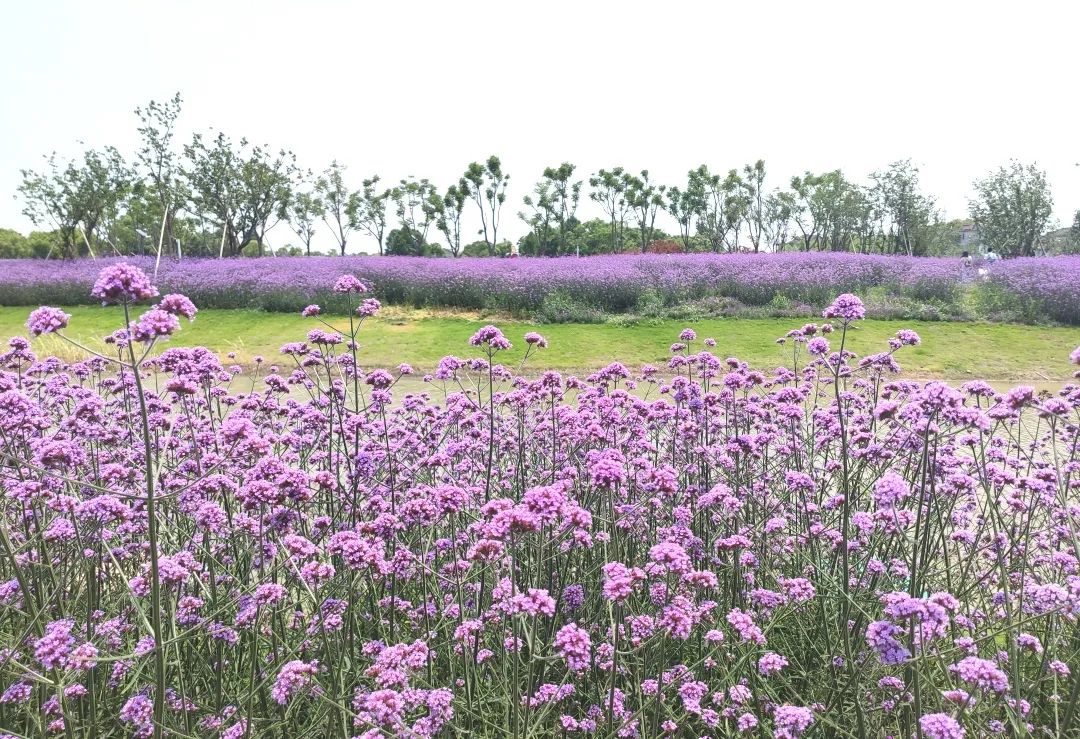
[789,171,860,251]
[18,147,132,258]
[683,165,745,253]
[433,183,467,257]
[567,218,613,256]
[389,177,438,257]
[623,170,666,253]
[351,177,392,255]
[26,231,60,258]
[519,181,556,256]
[134,93,185,260]
[686,166,723,253]
[462,156,510,256]
[871,159,934,256]
[589,167,629,252]
[0,229,29,258]
[106,187,173,256]
[183,132,297,257]
[969,161,1054,257]
[739,160,768,252]
[666,182,698,251]
[543,163,581,255]
[386,227,434,256]
[314,161,356,256]
[765,191,794,251]
[283,188,324,256]
[720,170,749,251]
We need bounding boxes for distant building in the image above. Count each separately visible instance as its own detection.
[959,223,979,248]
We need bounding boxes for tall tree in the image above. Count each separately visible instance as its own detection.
[623,170,666,252]
[351,176,391,255]
[433,182,467,257]
[134,93,185,260]
[686,165,724,253]
[870,159,934,256]
[588,167,629,253]
[314,161,356,256]
[721,169,749,252]
[542,163,581,255]
[462,156,510,256]
[739,160,768,252]
[389,177,438,256]
[969,161,1054,257]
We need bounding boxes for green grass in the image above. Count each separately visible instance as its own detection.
[4,306,1079,383]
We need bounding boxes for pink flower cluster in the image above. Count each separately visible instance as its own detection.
[0,272,1076,736]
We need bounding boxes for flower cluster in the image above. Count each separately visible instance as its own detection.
[0,271,1077,737]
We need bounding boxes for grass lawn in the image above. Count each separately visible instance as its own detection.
[3,306,1079,383]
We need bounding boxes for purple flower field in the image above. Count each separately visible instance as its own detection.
[2,253,1079,324]
[1,263,1080,737]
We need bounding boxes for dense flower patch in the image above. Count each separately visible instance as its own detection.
[0,264,1079,737]
[1,253,1079,324]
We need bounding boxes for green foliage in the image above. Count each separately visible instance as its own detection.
[183,132,298,257]
[25,231,60,258]
[588,167,630,252]
[871,159,936,256]
[386,226,441,257]
[389,178,438,257]
[18,147,133,258]
[969,161,1054,257]
[0,229,29,258]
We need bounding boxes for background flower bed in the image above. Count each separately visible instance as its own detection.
[3,253,1079,325]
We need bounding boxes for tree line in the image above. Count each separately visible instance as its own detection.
[9,93,1074,260]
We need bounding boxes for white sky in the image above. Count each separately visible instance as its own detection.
[3,0,1079,254]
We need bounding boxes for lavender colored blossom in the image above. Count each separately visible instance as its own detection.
[91,263,158,304]
[26,306,70,336]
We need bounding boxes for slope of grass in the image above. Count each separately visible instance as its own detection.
[3,306,1078,382]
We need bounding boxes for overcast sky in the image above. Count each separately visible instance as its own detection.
[3,0,1078,254]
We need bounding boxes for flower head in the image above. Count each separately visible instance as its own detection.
[158,294,197,320]
[469,325,511,351]
[919,713,965,739]
[27,306,70,336]
[524,332,548,348]
[333,275,367,294]
[91,263,158,304]
[132,309,181,343]
[822,293,865,322]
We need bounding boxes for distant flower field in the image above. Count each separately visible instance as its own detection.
[1,253,1079,325]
